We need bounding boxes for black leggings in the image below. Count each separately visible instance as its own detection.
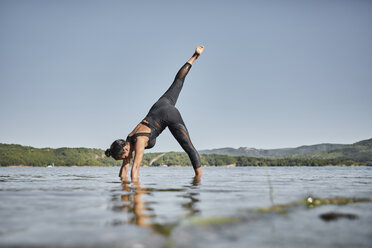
[145,63,201,169]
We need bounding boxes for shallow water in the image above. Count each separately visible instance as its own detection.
[0,166,371,248]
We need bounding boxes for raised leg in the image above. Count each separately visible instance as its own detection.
[157,45,204,106]
[158,62,192,106]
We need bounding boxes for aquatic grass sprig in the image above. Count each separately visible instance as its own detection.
[186,216,240,227]
[304,196,371,208]
[252,196,372,214]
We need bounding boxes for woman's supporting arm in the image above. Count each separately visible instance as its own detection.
[119,146,133,180]
[119,160,130,180]
[131,138,146,181]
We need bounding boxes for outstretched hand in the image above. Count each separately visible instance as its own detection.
[195,45,205,55]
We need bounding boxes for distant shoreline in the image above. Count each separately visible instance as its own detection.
[1,140,371,167]
[7,165,32,167]
[2,164,369,168]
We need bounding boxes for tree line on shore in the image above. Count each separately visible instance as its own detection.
[1,143,368,167]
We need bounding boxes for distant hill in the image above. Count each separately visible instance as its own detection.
[199,143,343,158]
[309,138,372,163]
[1,138,371,167]
[199,138,372,163]
[0,143,120,167]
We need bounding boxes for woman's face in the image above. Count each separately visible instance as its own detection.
[119,143,131,160]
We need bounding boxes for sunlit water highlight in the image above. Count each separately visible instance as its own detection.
[0,166,371,247]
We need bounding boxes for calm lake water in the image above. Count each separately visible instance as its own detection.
[0,166,371,248]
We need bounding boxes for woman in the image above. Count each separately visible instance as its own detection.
[105,45,204,180]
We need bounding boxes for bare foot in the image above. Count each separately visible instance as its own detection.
[194,167,202,178]
[195,45,205,55]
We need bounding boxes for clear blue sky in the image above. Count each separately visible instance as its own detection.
[1,0,371,152]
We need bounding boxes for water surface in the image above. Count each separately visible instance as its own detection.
[0,167,371,247]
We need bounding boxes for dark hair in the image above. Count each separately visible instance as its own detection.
[105,139,127,160]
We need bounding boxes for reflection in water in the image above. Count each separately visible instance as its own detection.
[182,176,201,217]
[114,176,201,232]
[120,179,152,226]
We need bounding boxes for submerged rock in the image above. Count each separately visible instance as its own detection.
[319,212,358,222]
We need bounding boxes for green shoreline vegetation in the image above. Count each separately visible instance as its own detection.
[1,142,371,167]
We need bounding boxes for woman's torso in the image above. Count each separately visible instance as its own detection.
[127,99,177,149]
[126,119,162,149]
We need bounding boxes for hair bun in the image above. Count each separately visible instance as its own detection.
[105,149,112,157]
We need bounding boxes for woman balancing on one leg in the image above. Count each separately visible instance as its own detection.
[105,45,204,180]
